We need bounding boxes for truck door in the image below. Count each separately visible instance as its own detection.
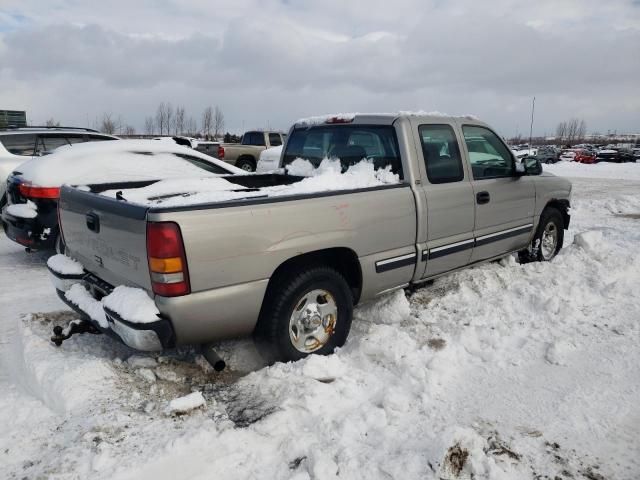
[413,121,476,278]
[460,124,535,262]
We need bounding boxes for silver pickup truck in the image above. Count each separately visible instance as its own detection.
[49,113,571,364]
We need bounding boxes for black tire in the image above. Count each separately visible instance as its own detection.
[236,157,256,172]
[518,207,564,263]
[255,266,353,363]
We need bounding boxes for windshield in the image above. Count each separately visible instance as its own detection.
[282,125,402,177]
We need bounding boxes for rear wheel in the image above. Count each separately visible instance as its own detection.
[236,157,256,172]
[518,208,564,263]
[255,266,353,363]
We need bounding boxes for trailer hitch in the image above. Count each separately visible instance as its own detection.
[51,319,101,346]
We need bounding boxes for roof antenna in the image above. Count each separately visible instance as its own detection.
[529,96,536,155]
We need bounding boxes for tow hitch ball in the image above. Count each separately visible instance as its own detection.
[51,319,101,346]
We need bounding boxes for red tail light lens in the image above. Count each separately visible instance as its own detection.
[325,116,354,124]
[146,222,190,297]
[19,183,60,199]
[217,145,225,159]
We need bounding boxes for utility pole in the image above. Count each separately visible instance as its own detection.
[529,96,536,151]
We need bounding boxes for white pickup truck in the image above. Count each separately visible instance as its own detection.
[48,113,571,365]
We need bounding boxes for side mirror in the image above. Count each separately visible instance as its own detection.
[524,157,542,175]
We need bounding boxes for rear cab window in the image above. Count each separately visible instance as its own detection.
[283,124,403,178]
[242,132,266,146]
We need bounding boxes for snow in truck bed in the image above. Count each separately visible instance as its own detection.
[100,158,400,207]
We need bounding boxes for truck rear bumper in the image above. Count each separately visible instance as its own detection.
[49,266,175,351]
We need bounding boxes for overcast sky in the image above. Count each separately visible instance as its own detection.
[1,0,639,137]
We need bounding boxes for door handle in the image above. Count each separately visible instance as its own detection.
[476,191,490,204]
[86,212,100,233]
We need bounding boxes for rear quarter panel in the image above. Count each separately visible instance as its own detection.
[149,185,418,300]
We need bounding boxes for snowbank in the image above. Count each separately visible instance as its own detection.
[6,200,37,219]
[545,161,640,180]
[102,158,400,208]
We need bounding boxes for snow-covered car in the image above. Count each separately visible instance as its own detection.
[256,145,283,173]
[1,140,243,251]
[0,127,118,206]
[511,148,538,159]
[559,149,577,162]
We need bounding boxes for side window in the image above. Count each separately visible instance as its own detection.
[37,135,70,154]
[418,124,464,184]
[268,133,282,147]
[66,134,87,144]
[462,126,514,179]
[174,154,229,174]
[0,134,37,156]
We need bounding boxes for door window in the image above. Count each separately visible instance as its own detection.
[268,133,282,146]
[419,124,464,184]
[462,126,514,179]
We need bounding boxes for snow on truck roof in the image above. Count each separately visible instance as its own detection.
[294,111,480,126]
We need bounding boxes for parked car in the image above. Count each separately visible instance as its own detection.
[632,148,640,162]
[256,145,284,173]
[559,149,577,162]
[49,113,571,365]
[0,126,118,207]
[1,140,243,251]
[595,148,633,163]
[573,149,596,164]
[533,147,559,164]
[217,130,286,172]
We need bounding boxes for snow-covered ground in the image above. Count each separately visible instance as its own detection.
[1,163,639,479]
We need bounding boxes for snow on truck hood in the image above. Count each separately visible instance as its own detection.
[101,158,400,208]
[12,140,242,186]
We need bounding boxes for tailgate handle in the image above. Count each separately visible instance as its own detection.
[85,212,100,233]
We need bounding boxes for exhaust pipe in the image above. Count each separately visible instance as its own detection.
[202,344,226,372]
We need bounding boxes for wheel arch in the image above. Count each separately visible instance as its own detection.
[544,198,570,230]
[263,247,363,308]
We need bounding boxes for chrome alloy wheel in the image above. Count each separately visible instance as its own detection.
[540,221,558,260]
[288,289,337,353]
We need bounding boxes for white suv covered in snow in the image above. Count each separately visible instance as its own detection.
[0,127,118,205]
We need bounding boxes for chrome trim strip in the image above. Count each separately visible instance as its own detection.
[475,224,533,242]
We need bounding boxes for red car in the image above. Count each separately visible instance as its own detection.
[573,149,596,164]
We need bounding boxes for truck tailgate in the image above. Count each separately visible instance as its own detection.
[58,185,151,290]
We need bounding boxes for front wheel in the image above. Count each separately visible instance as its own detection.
[255,266,353,363]
[518,208,564,263]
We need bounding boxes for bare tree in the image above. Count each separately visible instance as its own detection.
[156,102,167,135]
[555,121,567,142]
[213,106,225,140]
[175,106,185,136]
[166,103,174,136]
[144,116,155,135]
[100,113,117,135]
[186,116,198,137]
[45,118,61,127]
[123,125,136,136]
[202,106,213,140]
[577,119,587,142]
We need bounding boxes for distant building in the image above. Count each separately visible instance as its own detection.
[0,110,27,128]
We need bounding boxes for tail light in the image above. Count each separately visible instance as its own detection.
[146,222,190,297]
[19,183,60,199]
[217,145,225,159]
